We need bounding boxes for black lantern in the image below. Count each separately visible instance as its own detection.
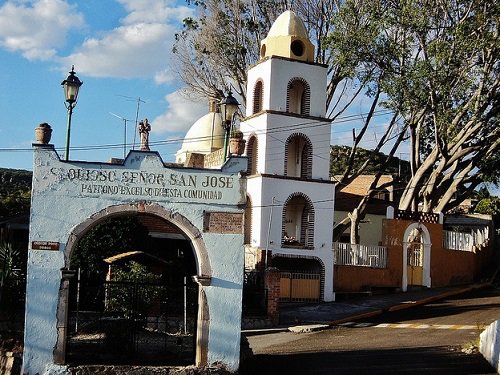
[61,66,83,160]
[219,91,239,160]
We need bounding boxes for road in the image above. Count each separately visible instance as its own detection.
[241,287,500,374]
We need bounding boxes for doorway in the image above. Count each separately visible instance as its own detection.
[65,214,198,366]
[402,223,432,291]
[407,230,424,286]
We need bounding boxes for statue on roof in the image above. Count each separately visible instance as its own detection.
[139,118,151,151]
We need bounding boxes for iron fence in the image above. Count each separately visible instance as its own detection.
[66,278,197,366]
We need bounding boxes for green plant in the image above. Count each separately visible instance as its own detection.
[230,128,243,139]
[0,242,24,308]
[105,261,161,317]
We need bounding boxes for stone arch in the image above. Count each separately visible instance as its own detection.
[284,132,312,178]
[402,222,432,292]
[54,202,211,367]
[281,192,315,248]
[286,77,310,115]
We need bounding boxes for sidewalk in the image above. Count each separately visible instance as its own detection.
[243,282,492,335]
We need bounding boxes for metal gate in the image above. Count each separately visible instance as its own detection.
[243,270,267,316]
[66,277,198,365]
[407,241,424,286]
[279,272,321,302]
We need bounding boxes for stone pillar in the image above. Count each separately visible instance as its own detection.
[265,268,281,324]
[54,268,76,364]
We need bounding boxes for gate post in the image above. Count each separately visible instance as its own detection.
[54,268,76,364]
[265,268,281,324]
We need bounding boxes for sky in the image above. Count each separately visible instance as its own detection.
[0,0,211,171]
[0,0,403,175]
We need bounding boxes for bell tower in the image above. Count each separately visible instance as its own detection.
[241,11,335,302]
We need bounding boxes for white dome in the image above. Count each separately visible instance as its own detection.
[180,112,224,155]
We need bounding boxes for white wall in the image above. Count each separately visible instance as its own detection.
[334,211,385,246]
[246,176,335,301]
[241,113,331,179]
[480,320,500,373]
[24,146,247,374]
[246,58,327,117]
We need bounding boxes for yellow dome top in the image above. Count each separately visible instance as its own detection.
[267,10,309,39]
[260,10,314,62]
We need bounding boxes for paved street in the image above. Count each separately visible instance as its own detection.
[241,287,500,374]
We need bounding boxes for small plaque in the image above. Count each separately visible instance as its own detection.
[32,241,60,251]
[203,212,243,234]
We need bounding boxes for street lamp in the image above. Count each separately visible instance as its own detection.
[219,91,239,160]
[61,66,83,160]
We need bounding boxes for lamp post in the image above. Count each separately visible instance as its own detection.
[61,66,83,160]
[219,91,239,160]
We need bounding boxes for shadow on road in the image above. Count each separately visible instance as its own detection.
[240,346,496,375]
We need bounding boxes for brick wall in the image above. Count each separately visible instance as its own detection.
[265,268,281,324]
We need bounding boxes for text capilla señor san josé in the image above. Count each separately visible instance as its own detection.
[50,167,235,200]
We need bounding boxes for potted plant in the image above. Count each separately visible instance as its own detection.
[229,129,246,155]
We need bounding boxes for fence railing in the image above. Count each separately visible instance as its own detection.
[243,270,267,316]
[443,227,489,251]
[443,231,473,251]
[333,242,387,268]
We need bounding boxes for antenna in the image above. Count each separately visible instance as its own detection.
[116,95,146,150]
[110,112,133,158]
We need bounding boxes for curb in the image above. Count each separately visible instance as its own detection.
[243,282,495,336]
[324,283,492,331]
[388,282,491,312]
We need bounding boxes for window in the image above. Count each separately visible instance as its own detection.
[373,189,391,201]
[246,135,258,175]
[286,78,310,115]
[290,40,305,57]
[281,193,315,248]
[252,80,263,114]
[284,133,312,178]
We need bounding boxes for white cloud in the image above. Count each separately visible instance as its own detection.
[154,68,176,85]
[0,0,84,60]
[118,0,192,25]
[62,22,175,78]
[152,91,207,134]
[60,0,192,80]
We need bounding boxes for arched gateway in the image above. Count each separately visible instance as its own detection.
[24,144,247,374]
[402,222,432,291]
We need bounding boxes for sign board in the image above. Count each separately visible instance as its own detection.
[203,211,243,234]
[32,241,60,251]
[48,166,238,203]
[204,149,225,168]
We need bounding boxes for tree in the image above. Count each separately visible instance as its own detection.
[0,190,31,218]
[328,0,499,216]
[173,0,499,244]
[105,261,161,317]
[0,168,32,218]
[71,216,152,281]
[475,197,500,229]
